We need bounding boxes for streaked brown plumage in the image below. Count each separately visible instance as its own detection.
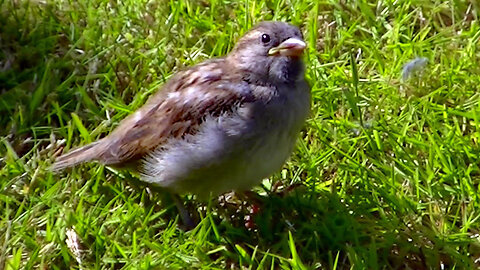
[54,60,247,169]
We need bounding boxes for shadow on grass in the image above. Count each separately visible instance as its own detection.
[194,183,474,269]
[12,165,472,269]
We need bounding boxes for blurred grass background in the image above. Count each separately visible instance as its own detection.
[1,0,480,269]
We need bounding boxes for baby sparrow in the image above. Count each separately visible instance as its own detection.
[53,21,311,198]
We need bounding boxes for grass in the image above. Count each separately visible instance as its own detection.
[1,0,480,269]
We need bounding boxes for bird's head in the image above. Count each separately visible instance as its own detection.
[228,21,306,85]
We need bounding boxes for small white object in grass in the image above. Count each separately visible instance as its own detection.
[402,57,428,81]
[285,219,295,231]
[66,228,82,265]
[57,139,66,146]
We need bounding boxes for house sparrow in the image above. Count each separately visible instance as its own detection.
[53,21,311,198]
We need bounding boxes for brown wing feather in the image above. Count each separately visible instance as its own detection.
[84,59,248,166]
[52,58,252,170]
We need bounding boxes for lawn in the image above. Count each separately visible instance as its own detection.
[1,0,480,269]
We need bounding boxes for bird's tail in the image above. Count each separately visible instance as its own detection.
[52,140,105,171]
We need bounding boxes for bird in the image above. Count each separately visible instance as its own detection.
[53,21,311,199]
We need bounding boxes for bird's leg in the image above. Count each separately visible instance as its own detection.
[171,194,196,230]
[234,191,262,230]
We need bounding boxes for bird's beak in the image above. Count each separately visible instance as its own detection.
[268,37,306,57]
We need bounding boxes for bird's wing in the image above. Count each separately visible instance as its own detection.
[97,60,252,165]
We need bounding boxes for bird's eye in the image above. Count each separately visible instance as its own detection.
[261,34,271,43]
